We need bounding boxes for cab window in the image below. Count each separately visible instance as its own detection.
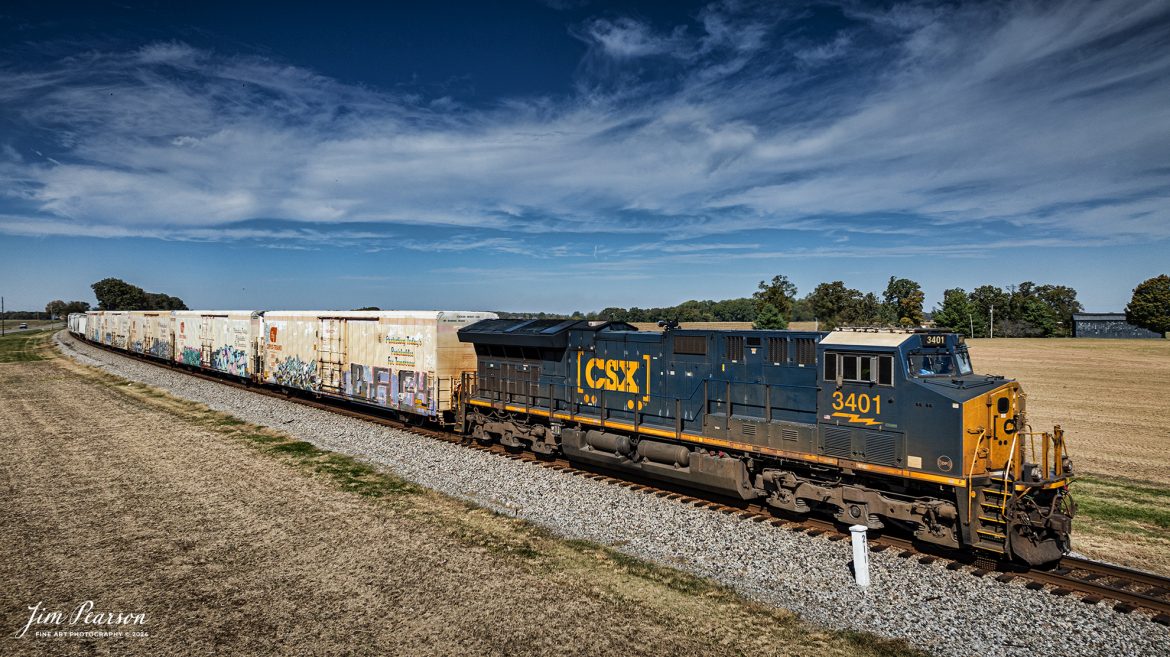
[824,353,894,385]
[908,347,973,377]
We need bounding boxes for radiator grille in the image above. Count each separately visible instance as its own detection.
[726,335,744,361]
[781,428,798,442]
[795,338,817,365]
[864,431,898,466]
[823,427,852,458]
[768,337,787,363]
[673,335,707,356]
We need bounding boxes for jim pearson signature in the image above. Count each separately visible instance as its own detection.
[15,601,147,639]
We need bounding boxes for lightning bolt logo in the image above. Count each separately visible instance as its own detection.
[831,412,882,426]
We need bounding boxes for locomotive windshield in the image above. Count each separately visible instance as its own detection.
[908,346,973,377]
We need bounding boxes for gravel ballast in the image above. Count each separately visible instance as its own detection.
[56,333,1170,657]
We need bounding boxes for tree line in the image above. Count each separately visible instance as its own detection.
[501,274,1169,338]
[745,275,1083,337]
[34,278,189,319]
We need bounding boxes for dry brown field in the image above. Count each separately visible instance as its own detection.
[967,338,1170,486]
[967,338,1170,572]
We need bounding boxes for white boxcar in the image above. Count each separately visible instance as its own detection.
[98,311,130,349]
[174,311,261,378]
[85,311,101,342]
[68,312,87,336]
[127,311,149,354]
[128,311,175,360]
[261,310,496,420]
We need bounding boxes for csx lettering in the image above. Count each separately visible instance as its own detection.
[584,358,640,393]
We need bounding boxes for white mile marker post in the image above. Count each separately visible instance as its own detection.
[850,524,871,587]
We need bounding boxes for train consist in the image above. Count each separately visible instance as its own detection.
[68,310,1076,565]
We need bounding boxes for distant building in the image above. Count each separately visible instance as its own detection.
[1072,313,1163,339]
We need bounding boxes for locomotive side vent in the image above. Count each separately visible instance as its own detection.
[768,337,787,363]
[823,427,852,458]
[864,431,898,466]
[673,335,707,356]
[726,336,744,361]
[781,428,798,442]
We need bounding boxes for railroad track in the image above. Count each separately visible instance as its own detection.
[66,333,1170,626]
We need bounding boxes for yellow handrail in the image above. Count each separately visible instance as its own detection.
[966,430,988,523]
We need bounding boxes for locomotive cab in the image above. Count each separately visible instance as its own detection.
[819,329,1075,564]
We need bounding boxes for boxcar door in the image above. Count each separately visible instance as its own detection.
[199,315,216,367]
[317,318,347,393]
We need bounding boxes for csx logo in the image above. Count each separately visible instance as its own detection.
[583,357,642,393]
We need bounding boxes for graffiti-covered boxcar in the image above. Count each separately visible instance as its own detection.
[260,310,496,421]
[173,311,262,378]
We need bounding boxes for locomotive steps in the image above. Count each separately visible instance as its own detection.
[53,332,1170,657]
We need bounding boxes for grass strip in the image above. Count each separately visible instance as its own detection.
[0,329,56,363]
[1073,474,1170,535]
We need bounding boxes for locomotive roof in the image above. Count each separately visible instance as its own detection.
[820,330,915,347]
[459,318,637,349]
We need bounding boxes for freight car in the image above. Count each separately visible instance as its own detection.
[70,309,495,424]
[456,319,1075,565]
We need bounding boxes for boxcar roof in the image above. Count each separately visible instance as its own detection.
[261,310,496,319]
[173,310,261,317]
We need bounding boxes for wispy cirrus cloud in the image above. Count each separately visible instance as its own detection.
[0,0,1168,257]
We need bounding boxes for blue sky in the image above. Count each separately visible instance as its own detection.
[1,0,1168,313]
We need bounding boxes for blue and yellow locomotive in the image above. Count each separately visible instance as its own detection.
[457,319,1075,565]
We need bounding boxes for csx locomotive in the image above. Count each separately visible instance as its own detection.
[457,319,1075,565]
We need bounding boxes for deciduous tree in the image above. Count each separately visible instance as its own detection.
[932,288,974,336]
[1126,274,1170,336]
[752,275,797,328]
[92,278,187,311]
[753,303,785,329]
[808,281,857,330]
[883,276,925,326]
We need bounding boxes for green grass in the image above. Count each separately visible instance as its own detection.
[1073,474,1170,536]
[561,537,719,596]
[228,432,420,498]
[0,329,54,363]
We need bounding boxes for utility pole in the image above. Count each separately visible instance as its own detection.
[969,313,974,338]
[989,305,994,339]
[1,296,5,336]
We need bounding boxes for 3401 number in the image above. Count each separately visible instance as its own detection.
[832,391,881,415]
